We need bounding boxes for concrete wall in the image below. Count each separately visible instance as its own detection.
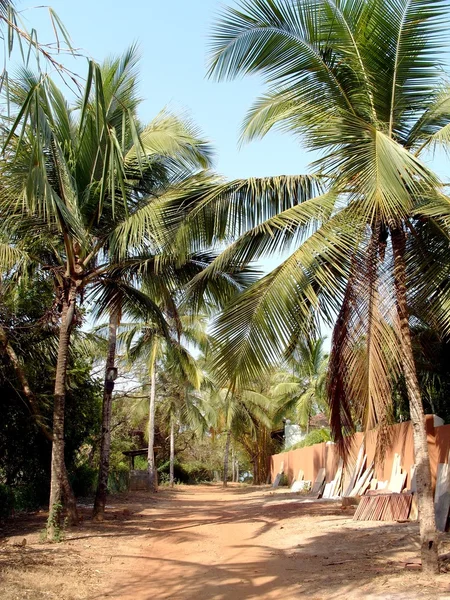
[270,416,450,490]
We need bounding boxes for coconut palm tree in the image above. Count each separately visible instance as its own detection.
[273,337,328,434]
[123,307,210,491]
[89,106,219,520]
[158,353,209,487]
[206,0,450,572]
[0,47,213,537]
[206,383,272,486]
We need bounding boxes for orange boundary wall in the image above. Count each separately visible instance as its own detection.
[270,416,450,490]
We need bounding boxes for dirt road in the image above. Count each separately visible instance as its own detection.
[2,485,450,599]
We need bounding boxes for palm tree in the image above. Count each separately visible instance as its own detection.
[123,309,209,491]
[273,338,328,434]
[207,0,450,572]
[90,109,216,520]
[207,383,272,486]
[0,47,213,537]
[158,353,209,488]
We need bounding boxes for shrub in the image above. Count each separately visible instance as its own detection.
[71,464,98,497]
[0,484,14,520]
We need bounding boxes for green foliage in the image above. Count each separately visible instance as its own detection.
[279,473,289,487]
[107,470,130,494]
[208,0,450,454]
[0,270,103,508]
[0,483,14,520]
[71,464,98,498]
[286,429,332,452]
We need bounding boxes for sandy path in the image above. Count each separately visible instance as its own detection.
[3,484,450,599]
[99,486,449,600]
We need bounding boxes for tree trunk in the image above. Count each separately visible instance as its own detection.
[93,308,119,521]
[61,464,79,525]
[47,282,77,540]
[223,430,231,487]
[147,342,158,492]
[169,419,175,488]
[0,323,78,524]
[391,226,439,574]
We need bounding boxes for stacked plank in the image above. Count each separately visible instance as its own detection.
[353,492,412,521]
[351,452,413,522]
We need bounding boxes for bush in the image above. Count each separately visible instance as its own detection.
[13,483,46,512]
[71,464,98,497]
[0,484,14,520]
[108,469,129,493]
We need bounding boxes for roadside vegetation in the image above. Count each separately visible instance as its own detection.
[1,0,450,579]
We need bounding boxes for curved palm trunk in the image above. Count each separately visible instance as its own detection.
[223,430,231,487]
[93,307,119,521]
[391,227,439,574]
[147,341,158,492]
[169,419,175,488]
[47,281,77,539]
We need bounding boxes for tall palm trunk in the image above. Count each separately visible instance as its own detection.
[47,281,77,539]
[147,341,158,492]
[93,307,119,520]
[231,449,235,482]
[0,323,78,524]
[169,419,175,488]
[223,429,231,487]
[391,226,439,574]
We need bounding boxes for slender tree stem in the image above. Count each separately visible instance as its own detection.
[147,340,158,492]
[47,281,77,540]
[391,226,439,574]
[169,419,175,488]
[93,307,119,521]
[223,430,231,487]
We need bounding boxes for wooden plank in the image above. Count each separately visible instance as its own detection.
[322,482,334,499]
[434,462,450,532]
[388,454,401,491]
[343,444,365,497]
[350,461,374,497]
[296,469,304,482]
[272,473,282,489]
[273,460,285,488]
[390,472,407,494]
[308,468,326,498]
[329,459,344,498]
[358,469,374,496]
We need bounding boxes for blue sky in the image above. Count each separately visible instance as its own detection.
[16,0,450,182]
[14,0,450,346]
[17,0,313,181]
